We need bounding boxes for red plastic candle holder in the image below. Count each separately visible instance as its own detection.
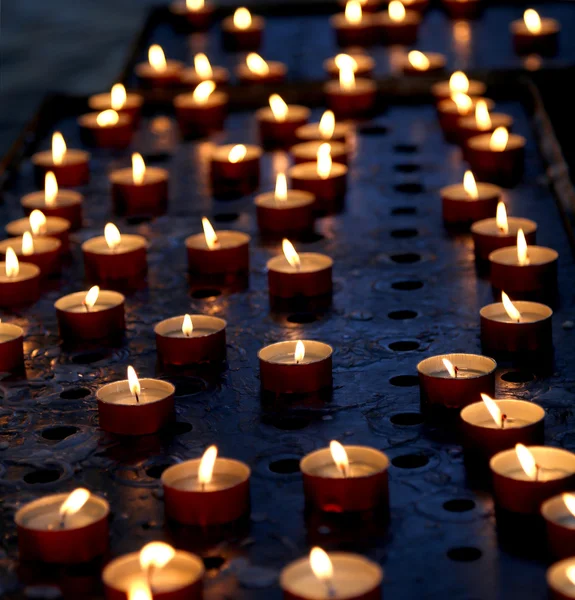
[330,12,377,47]
[441,0,482,19]
[135,61,184,88]
[0,236,61,277]
[186,230,250,281]
[221,14,265,52]
[170,0,215,31]
[6,215,71,254]
[289,161,348,215]
[88,92,143,126]
[78,113,134,149]
[324,79,377,119]
[256,105,310,148]
[471,216,537,262]
[255,189,315,238]
[402,51,446,75]
[110,166,169,218]
[209,144,262,199]
[267,252,333,301]
[542,495,575,559]
[511,15,560,56]
[466,133,526,187]
[0,261,41,308]
[174,91,228,139]
[323,54,374,80]
[32,149,90,188]
[441,180,501,227]
[21,189,83,231]
[236,59,287,84]
[376,10,421,45]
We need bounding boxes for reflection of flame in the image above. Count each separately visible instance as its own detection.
[228,144,247,163]
[96,110,119,127]
[52,132,67,165]
[5,248,19,278]
[475,100,492,131]
[269,94,289,122]
[105,223,121,250]
[127,366,141,399]
[408,51,430,71]
[194,53,213,79]
[30,210,47,235]
[517,229,530,266]
[132,153,146,185]
[481,394,504,428]
[45,172,58,207]
[442,358,457,378]
[139,542,176,572]
[186,0,204,10]
[524,8,542,34]
[317,143,332,180]
[334,54,358,72]
[246,53,269,76]
[84,286,100,310]
[128,581,152,600]
[502,291,522,323]
[310,547,334,582]
[319,111,335,140]
[22,232,34,256]
[282,238,301,269]
[111,84,127,111]
[452,93,473,116]
[275,173,288,201]
[449,71,469,95]
[149,44,167,72]
[59,488,91,522]
[233,7,252,29]
[563,493,575,518]
[496,202,509,235]
[388,0,406,22]
[182,314,193,337]
[339,62,356,91]
[516,443,538,481]
[198,445,218,486]
[345,0,363,24]
[490,127,509,152]
[330,440,350,477]
[463,171,478,199]
[202,217,219,250]
[294,340,305,364]
[192,80,216,104]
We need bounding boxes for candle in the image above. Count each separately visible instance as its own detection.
[330,1,377,47]
[0,233,61,277]
[441,0,482,20]
[301,442,389,513]
[135,44,183,88]
[110,153,169,218]
[0,249,40,307]
[78,109,133,149]
[169,0,215,31]
[458,100,514,145]
[102,542,204,600]
[471,202,537,262]
[0,320,24,373]
[236,52,287,84]
[292,140,348,166]
[88,83,143,126]
[323,53,375,80]
[155,314,227,365]
[376,0,422,46]
[548,558,575,600]
[255,173,315,238]
[7,209,71,253]
[16,489,109,564]
[258,339,333,394]
[257,94,311,148]
[31,131,90,187]
[209,144,262,199]
[441,170,501,228]
[431,71,487,102]
[221,7,264,52]
[162,445,250,526]
[480,293,553,356]
[82,223,148,288]
[337,0,384,12]
[490,444,575,515]
[174,81,228,139]
[437,94,494,141]
[543,494,575,559]
[417,354,497,420]
[97,366,175,435]
[402,50,446,75]
[324,57,377,119]
[289,143,348,215]
[511,9,560,57]
[181,53,229,87]
[55,286,125,342]
[295,110,351,143]
[281,548,382,600]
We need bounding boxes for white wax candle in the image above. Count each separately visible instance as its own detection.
[503,468,569,482]
[428,367,487,379]
[81,234,147,256]
[0,237,60,257]
[267,253,333,275]
[6,216,69,238]
[311,461,378,479]
[185,230,249,251]
[170,472,243,492]
[471,217,537,238]
[0,323,23,343]
[103,387,169,406]
[0,262,40,284]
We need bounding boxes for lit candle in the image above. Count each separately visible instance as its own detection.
[323,52,375,80]
[441,0,482,20]
[88,83,143,126]
[174,81,228,139]
[337,0,384,12]
[155,314,227,365]
[221,7,265,52]
[431,71,487,101]
[0,319,24,373]
[55,286,125,343]
[436,94,494,141]
[0,248,40,307]
[511,9,560,57]
[543,494,575,559]
[78,109,133,149]
[402,50,446,75]
[0,232,61,277]
[458,100,514,145]
[31,131,90,187]
[301,442,390,513]
[256,94,311,148]
[16,489,109,564]
[110,152,169,217]
[181,53,230,86]
[295,110,351,143]
[330,1,377,47]
[548,559,575,600]
[6,209,71,253]
[236,52,287,84]
[376,0,422,46]
[135,44,183,88]
[169,0,215,31]
[96,366,175,435]
[209,143,262,199]
[162,445,251,526]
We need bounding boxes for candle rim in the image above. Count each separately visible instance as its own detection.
[211,143,263,161]
[96,378,175,404]
[266,252,334,273]
[31,148,90,165]
[185,230,251,251]
[81,233,148,255]
[547,558,575,596]
[258,339,333,363]
[417,353,497,378]
[488,244,558,266]
[490,445,575,480]
[254,188,315,208]
[541,494,575,529]
[0,322,24,340]
[154,314,227,338]
[161,456,251,489]
[174,89,229,108]
[88,91,143,110]
[21,188,83,207]
[0,236,61,256]
[460,398,545,429]
[291,139,348,158]
[7,215,70,236]
[300,445,389,478]
[470,216,537,236]
[54,289,125,313]
[108,165,169,185]
[289,160,348,180]
[77,111,132,128]
[480,300,553,323]
[467,131,526,150]
[256,104,311,122]
[0,260,41,280]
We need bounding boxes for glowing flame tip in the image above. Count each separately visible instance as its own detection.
[59,488,90,519]
[330,440,350,477]
[148,44,167,72]
[310,547,334,582]
[182,314,193,337]
[127,365,141,398]
[52,132,67,165]
[5,247,19,278]
[198,445,218,486]
[502,291,522,323]
[294,340,305,364]
[516,443,538,481]
[282,238,300,269]
[202,216,219,250]
[104,223,121,250]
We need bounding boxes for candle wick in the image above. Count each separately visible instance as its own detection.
[135,391,140,404]
[83,301,90,313]
[501,414,507,429]
[147,565,156,592]
[325,578,337,599]
[339,465,348,479]
[454,366,459,378]
[59,511,68,529]
[535,464,540,482]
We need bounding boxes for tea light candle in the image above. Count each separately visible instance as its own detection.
[221,7,264,52]
[402,50,446,75]
[511,9,560,56]
[110,153,169,218]
[417,354,497,418]
[186,217,250,280]
[376,1,422,46]
[480,294,553,355]
[16,489,109,564]
[7,210,71,254]
[0,249,40,308]
[258,339,333,394]
[82,223,148,287]
[548,558,575,600]
[78,109,133,149]
[236,53,287,84]
[182,56,228,90]
[0,234,61,277]
[102,542,204,600]
[295,110,351,143]
[88,83,143,126]
[324,58,377,119]
[210,144,262,199]
[255,173,315,237]
[135,44,183,88]
[471,202,537,262]
[292,140,348,166]
[331,1,377,47]
[31,131,90,188]
[289,144,348,215]
[162,445,250,526]
[257,95,311,148]
[441,171,501,227]
[0,320,24,373]
[174,81,228,139]
[458,101,514,145]
[323,53,375,80]
[301,442,389,513]
[431,71,487,102]
[441,0,481,20]
[97,366,175,435]
[437,95,494,141]
[281,548,383,600]
[490,445,575,515]
[337,0,384,12]
[155,314,227,365]
[542,494,575,559]
[170,0,215,31]
[55,286,125,342]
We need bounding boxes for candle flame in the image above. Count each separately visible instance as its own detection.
[233,7,252,29]
[563,493,575,518]
[192,80,216,104]
[452,93,473,116]
[310,547,334,582]
[496,202,509,235]
[52,132,67,165]
[194,53,213,79]
[182,314,193,336]
[282,238,301,269]
[317,143,332,180]
[408,51,430,71]
[139,542,176,571]
[228,144,247,164]
[502,291,522,323]
[345,0,363,24]
[96,110,120,127]
[186,0,204,10]
[481,393,504,428]
[463,171,478,199]
[269,94,289,122]
[490,127,509,152]
[128,581,153,600]
[524,8,542,34]
[5,248,19,278]
[442,358,457,378]
[43,174,58,210]
[30,210,47,235]
[449,71,469,95]
[246,53,269,76]
[275,173,288,201]
[132,153,146,185]
[517,228,530,266]
[198,445,218,486]
[85,286,100,309]
[475,100,492,131]
[567,566,575,587]
[104,223,122,250]
[22,232,35,256]
[111,83,127,111]
[339,61,356,91]
[59,488,90,520]
[319,111,335,140]
[334,54,358,72]
[148,44,167,72]
[202,216,219,250]
[294,340,305,364]
[389,0,406,22]
[127,365,141,398]
[330,440,350,477]
[516,443,538,481]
